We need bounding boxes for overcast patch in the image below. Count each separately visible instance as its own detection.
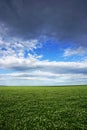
[0,0,87,46]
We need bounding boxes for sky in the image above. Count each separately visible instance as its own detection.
[0,0,87,86]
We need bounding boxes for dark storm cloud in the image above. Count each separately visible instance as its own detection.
[0,0,87,46]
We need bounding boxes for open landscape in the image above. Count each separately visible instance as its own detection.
[0,0,87,129]
[0,85,87,130]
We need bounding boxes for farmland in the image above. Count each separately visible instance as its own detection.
[0,86,87,130]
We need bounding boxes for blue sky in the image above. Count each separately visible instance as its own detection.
[0,0,87,86]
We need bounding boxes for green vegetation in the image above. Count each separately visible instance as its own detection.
[0,86,87,130]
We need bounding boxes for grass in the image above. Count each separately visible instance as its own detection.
[0,86,87,130]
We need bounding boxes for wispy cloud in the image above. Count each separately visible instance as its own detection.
[64,47,87,57]
[0,71,87,86]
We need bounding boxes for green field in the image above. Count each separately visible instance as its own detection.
[0,86,87,130]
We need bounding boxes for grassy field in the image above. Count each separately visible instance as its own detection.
[0,86,87,130]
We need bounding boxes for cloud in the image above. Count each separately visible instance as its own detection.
[0,38,41,58]
[64,47,87,57]
[0,0,87,47]
[0,50,87,85]
[0,71,87,86]
[0,54,87,75]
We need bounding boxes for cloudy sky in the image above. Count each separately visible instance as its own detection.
[0,0,87,86]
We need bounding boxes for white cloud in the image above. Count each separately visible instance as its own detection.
[0,71,87,86]
[0,55,87,73]
[64,47,87,57]
[0,54,87,85]
[0,38,41,58]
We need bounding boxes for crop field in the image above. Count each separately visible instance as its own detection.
[0,86,87,130]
